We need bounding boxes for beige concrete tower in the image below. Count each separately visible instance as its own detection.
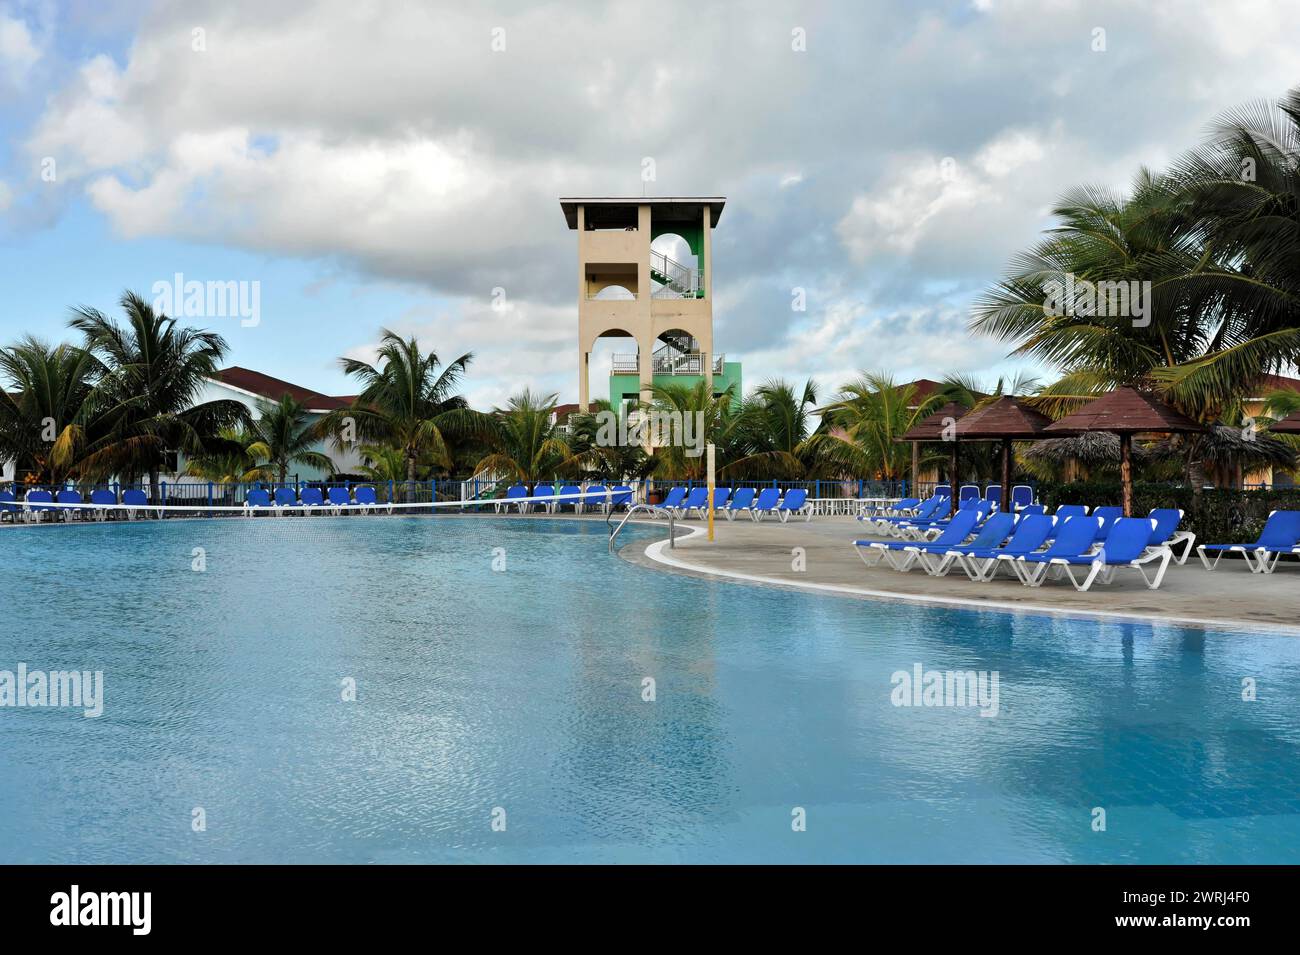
[560,197,725,412]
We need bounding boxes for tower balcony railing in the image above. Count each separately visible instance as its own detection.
[610,353,725,376]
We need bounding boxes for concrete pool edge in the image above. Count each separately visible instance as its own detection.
[632,522,1300,638]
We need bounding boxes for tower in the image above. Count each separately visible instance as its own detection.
[560,197,740,415]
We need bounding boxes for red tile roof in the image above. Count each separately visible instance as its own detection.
[212,367,350,411]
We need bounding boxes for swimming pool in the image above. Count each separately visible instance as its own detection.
[1,516,1298,863]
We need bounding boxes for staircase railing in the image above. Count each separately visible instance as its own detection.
[608,502,677,552]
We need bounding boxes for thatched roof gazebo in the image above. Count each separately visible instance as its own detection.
[1045,386,1203,516]
[899,401,970,515]
[954,396,1055,514]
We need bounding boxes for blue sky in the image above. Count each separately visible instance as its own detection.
[2,0,1299,408]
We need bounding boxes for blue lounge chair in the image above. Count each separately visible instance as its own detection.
[579,485,607,515]
[1010,516,1103,585]
[122,488,148,520]
[1146,507,1193,564]
[530,484,556,514]
[673,486,708,518]
[299,487,325,512]
[327,486,354,514]
[856,508,981,571]
[0,490,17,522]
[496,484,527,513]
[775,487,811,523]
[867,496,947,536]
[655,486,687,517]
[959,484,981,505]
[609,485,635,511]
[24,489,54,522]
[1011,485,1035,512]
[1040,504,1089,542]
[1021,517,1172,591]
[984,485,1002,510]
[950,514,1056,581]
[1017,504,1046,517]
[55,489,86,522]
[750,487,783,522]
[1198,509,1300,573]
[896,499,993,541]
[919,512,1016,577]
[934,484,952,501]
[89,488,117,521]
[723,487,757,521]
[354,485,382,515]
[274,487,299,515]
[685,487,729,519]
[1090,506,1124,537]
[862,496,920,521]
[553,484,583,513]
[245,488,272,516]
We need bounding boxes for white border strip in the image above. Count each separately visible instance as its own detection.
[641,526,1299,638]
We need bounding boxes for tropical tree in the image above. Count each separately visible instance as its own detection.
[643,379,742,481]
[803,373,945,481]
[726,378,819,478]
[0,336,100,485]
[244,394,336,484]
[182,427,259,484]
[69,291,250,499]
[472,389,576,484]
[320,329,481,494]
[1156,86,1300,414]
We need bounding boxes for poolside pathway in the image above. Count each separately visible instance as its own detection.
[621,514,1300,636]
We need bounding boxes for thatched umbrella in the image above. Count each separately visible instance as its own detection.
[1045,386,1203,516]
[954,397,1055,512]
[1022,432,1149,481]
[1148,424,1297,488]
[899,401,969,515]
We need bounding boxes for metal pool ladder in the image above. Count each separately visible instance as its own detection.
[608,503,677,552]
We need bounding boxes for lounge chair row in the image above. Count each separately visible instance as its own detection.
[244,487,385,515]
[493,484,634,514]
[490,484,815,522]
[655,486,811,523]
[855,506,1195,591]
[927,484,1038,511]
[2,488,154,522]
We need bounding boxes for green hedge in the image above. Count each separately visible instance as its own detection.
[1036,481,1300,545]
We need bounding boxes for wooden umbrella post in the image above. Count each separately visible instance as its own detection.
[949,440,959,517]
[1001,437,1012,514]
[1119,432,1133,517]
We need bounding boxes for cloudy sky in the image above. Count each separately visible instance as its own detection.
[1,0,1298,409]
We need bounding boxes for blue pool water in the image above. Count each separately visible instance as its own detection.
[1,516,1298,864]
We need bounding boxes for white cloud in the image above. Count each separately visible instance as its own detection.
[0,12,41,86]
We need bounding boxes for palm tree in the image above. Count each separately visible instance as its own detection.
[320,329,481,497]
[0,336,100,485]
[69,291,250,500]
[244,394,336,484]
[182,426,259,484]
[725,378,818,479]
[355,444,422,484]
[1156,86,1300,412]
[803,373,945,481]
[643,379,741,481]
[472,390,575,484]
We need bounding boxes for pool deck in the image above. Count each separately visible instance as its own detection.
[619,514,1300,636]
